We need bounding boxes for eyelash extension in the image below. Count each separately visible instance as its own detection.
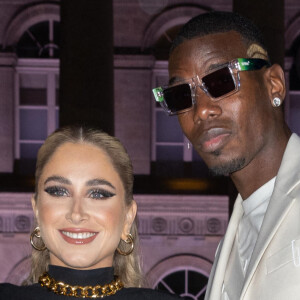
[89,189,115,199]
[44,186,69,197]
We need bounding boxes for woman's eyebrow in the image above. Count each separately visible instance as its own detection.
[44,175,71,185]
[85,178,116,190]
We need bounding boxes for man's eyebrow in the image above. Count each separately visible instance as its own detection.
[44,176,71,185]
[207,62,228,72]
[168,62,228,85]
[168,76,185,85]
[86,178,116,190]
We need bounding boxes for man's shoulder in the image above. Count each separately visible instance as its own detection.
[286,133,300,152]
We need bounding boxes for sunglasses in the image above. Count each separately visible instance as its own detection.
[152,58,270,115]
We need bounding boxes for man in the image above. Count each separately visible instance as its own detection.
[153,11,300,300]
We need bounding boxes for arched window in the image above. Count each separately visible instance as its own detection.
[5,10,60,173]
[147,255,211,299]
[155,267,208,299]
[17,20,60,58]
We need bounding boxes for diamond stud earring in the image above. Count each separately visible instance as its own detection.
[272,97,281,107]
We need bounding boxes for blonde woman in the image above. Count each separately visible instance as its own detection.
[0,126,181,300]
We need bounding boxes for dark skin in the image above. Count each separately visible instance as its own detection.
[169,31,291,199]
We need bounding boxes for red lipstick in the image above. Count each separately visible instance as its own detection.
[59,228,98,245]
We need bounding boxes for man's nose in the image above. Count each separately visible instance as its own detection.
[192,88,222,124]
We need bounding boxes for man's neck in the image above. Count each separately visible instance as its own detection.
[231,131,291,200]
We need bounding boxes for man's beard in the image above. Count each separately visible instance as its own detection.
[208,155,246,176]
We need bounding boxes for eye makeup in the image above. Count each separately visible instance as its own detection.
[88,189,116,200]
[44,186,69,197]
[43,175,117,200]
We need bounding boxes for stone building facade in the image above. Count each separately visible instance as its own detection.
[0,192,228,298]
[0,0,300,298]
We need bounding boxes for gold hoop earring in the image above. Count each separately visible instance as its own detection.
[30,227,47,251]
[116,234,134,256]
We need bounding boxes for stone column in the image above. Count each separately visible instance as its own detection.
[114,55,155,174]
[0,53,17,172]
[59,0,114,134]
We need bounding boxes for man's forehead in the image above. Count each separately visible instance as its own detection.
[172,31,246,55]
[169,31,247,66]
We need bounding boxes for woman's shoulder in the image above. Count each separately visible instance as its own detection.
[0,283,186,299]
[0,283,45,300]
[0,283,21,298]
[119,287,184,299]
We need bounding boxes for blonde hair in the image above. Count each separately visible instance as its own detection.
[26,126,143,287]
[247,43,269,60]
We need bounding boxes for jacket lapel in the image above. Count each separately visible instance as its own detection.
[208,195,243,300]
[241,134,300,298]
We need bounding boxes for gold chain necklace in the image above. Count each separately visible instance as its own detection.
[38,272,124,298]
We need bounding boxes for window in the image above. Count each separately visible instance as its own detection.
[147,255,212,299]
[151,62,210,177]
[15,19,60,173]
[17,20,60,58]
[15,59,59,172]
[288,37,300,136]
[151,62,192,162]
[155,267,208,299]
[151,23,209,176]
[289,91,300,136]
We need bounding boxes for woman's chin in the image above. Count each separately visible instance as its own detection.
[50,253,113,270]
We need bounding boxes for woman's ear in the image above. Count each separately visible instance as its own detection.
[265,63,286,105]
[121,200,137,240]
[31,195,39,221]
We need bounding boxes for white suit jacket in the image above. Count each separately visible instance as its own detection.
[205,133,300,300]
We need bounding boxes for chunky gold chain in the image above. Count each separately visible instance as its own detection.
[38,272,124,298]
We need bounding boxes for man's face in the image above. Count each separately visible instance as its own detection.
[169,31,276,175]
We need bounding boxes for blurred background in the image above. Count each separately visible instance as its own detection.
[0,0,299,298]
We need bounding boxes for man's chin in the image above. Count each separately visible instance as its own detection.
[208,157,246,176]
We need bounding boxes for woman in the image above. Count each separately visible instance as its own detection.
[0,126,182,299]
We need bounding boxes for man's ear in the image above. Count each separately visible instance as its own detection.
[265,63,286,105]
[31,195,39,221]
[121,200,137,240]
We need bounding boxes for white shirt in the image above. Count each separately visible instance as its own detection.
[222,177,276,299]
[238,177,276,274]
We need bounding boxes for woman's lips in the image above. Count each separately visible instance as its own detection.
[199,128,231,153]
[59,229,98,245]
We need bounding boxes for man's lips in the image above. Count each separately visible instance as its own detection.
[198,128,231,153]
[59,228,99,245]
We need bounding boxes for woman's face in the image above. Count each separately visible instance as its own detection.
[32,142,136,270]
